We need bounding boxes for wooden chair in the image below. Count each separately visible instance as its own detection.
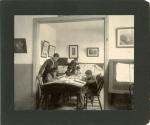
[129,83,134,109]
[36,77,51,109]
[84,74,104,110]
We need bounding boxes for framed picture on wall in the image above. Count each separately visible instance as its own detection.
[14,38,27,53]
[48,45,56,57]
[87,48,99,57]
[41,40,49,58]
[116,27,134,48]
[69,45,78,58]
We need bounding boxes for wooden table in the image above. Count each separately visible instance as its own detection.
[39,75,86,108]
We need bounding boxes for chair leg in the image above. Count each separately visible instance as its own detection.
[46,95,50,109]
[37,96,42,109]
[97,95,102,110]
[85,96,88,108]
[47,95,51,108]
[39,95,44,108]
[84,96,86,108]
[42,95,48,109]
[36,90,42,109]
[91,96,94,107]
[76,95,79,109]
[83,96,87,109]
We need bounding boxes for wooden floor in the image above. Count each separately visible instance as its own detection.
[14,89,104,110]
[39,96,103,110]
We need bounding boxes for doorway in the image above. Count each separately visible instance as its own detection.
[33,15,108,109]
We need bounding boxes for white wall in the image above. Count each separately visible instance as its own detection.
[14,15,134,110]
[14,16,34,64]
[14,15,58,64]
[39,24,56,65]
[108,15,134,59]
[55,21,105,63]
[14,15,57,110]
[14,16,105,65]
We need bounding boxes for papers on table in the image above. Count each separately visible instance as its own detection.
[74,79,86,84]
[44,75,86,87]
[116,63,134,83]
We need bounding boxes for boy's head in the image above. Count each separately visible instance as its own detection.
[53,53,60,62]
[76,65,80,70]
[74,58,78,62]
[85,70,92,78]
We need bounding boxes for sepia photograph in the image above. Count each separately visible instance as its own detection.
[14,15,134,111]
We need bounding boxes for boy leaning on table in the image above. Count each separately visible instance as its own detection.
[37,53,60,84]
[78,70,98,109]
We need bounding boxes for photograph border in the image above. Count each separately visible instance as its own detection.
[1,1,150,125]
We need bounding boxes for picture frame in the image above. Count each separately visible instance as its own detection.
[69,45,78,58]
[116,27,134,48]
[87,48,99,57]
[48,45,56,57]
[14,38,27,53]
[41,40,49,58]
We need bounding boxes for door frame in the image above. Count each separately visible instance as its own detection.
[32,15,109,109]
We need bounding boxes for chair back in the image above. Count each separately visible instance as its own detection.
[35,76,44,108]
[36,76,43,86]
[36,76,44,95]
[96,74,104,93]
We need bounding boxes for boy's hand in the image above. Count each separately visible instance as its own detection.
[37,74,41,80]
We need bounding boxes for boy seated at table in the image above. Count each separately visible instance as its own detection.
[75,65,81,75]
[65,58,79,76]
[78,70,97,109]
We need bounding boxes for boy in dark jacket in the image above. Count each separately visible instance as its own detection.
[78,70,97,109]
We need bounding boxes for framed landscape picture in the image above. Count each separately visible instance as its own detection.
[48,45,56,57]
[41,41,49,58]
[116,27,134,48]
[87,48,99,57]
[69,45,78,58]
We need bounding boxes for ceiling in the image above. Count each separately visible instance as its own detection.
[47,20,104,31]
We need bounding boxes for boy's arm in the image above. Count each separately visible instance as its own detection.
[86,76,96,84]
[38,60,48,76]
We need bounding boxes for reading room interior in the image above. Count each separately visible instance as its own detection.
[14,15,134,110]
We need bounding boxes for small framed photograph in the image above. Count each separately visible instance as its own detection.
[41,41,49,58]
[14,38,27,53]
[116,27,134,48]
[69,45,78,58]
[48,45,56,57]
[87,48,99,57]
